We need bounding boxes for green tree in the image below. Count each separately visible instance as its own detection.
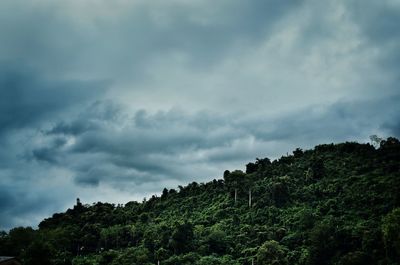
[382,208,400,262]
[256,240,288,265]
[169,223,194,254]
[23,240,53,265]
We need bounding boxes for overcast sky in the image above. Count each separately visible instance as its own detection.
[1,0,399,230]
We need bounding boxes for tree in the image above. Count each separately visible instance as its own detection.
[156,247,169,261]
[369,135,383,149]
[380,137,400,150]
[205,228,227,255]
[256,240,288,265]
[6,227,36,256]
[246,162,258,174]
[309,218,339,264]
[246,158,271,173]
[169,223,194,254]
[382,208,400,262]
[23,239,52,265]
[310,159,325,179]
[337,251,368,265]
[293,148,304,158]
[162,188,169,198]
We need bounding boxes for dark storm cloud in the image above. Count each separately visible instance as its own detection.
[0,65,107,135]
[140,0,301,66]
[346,1,400,43]
[343,1,400,80]
[0,67,107,229]
[0,0,301,83]
[384,123,400,137]
[31,137,68,164]
[252,96,400,143]
[41,104,242,187]
[0,0,399,230]
[47,121,96,136]
[0,178,69,229]
[32,147,58,164]
[29,95,398,194]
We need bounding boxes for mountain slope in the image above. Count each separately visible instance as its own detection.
[1,138,400,265]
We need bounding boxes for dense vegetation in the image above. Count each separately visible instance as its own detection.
[1,138,400,265]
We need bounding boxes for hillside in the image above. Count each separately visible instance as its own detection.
[1,138,400,265]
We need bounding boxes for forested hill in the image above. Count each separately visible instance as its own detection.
[1,138,400,265]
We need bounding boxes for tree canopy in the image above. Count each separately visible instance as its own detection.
[1,138,399,265]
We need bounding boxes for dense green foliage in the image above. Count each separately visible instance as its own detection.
[1,138,400,265]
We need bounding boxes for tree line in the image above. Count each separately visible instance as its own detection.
[1,137,399,265]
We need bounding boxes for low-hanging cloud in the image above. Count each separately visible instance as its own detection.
[0,0,399,230]
[33,96,400,190]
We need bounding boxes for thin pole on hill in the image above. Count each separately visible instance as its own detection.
[235,188,238,204]
[249,189,252,208]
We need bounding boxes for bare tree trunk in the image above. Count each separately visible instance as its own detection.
[249,189,252,208]
[234,188,237,204]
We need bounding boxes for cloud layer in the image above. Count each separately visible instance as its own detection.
[0,0,399,230]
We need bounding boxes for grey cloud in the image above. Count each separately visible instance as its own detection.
[32,148,58,164]
[0,65,108,135]
[31,95,399,194]
[0,179,68,230]
[0,0,301,81]
[46,101,122,136]
[0,188,16,213]
[30,137,67,164]
[251,96,400,145]
[73,163,162,188]
[0,65,107,230]
[47,121,96,136]
[146,0,301,66]
[0,0,399,230]
[66,108,236,158]
[381,122,400,137]
[346,0,400,43]
[74,170,101,186]
[344,0,400,75]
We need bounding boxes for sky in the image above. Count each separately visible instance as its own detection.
[0,0,399,230]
